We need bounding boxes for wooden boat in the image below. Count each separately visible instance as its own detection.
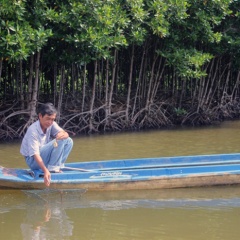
[1,153,240,191]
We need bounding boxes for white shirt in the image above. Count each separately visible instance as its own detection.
[20,120,62,157]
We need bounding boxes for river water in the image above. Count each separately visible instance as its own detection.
[0,120,240,239]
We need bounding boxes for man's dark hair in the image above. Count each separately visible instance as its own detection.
[37,103,57,116]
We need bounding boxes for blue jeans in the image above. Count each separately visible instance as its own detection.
[25,137,73,172]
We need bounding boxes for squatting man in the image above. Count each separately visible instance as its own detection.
[20,103,73,186]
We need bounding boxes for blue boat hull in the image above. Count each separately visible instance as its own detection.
[1,153,240,190]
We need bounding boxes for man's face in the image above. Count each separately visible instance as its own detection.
[39,113,56,131]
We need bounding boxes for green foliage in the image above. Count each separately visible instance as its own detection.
[146,0,189,37]
[174,107,187,116]
[165,0,233,47]
[160,48,213,78]
[124,0,148,44]
[0,0,237,78]
[0,0,52,61]
[154,0,233,79]
[217,0,240,69]
[42,0,131,62]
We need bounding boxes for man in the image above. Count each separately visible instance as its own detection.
[20,103,73,187]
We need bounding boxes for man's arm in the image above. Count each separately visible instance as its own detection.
[33,154,51,187]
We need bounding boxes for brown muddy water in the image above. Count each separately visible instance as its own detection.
[0,120,240,240]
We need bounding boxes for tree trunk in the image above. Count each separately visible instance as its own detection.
[53,63,57,106]
[0,59,2,80]
[57,65,66,122]
[207,59,228,108]
[105,58,109,119]
[81,63,87,112]
[89,60,98,132]
[145,54,158,109]
[19,60,24,109]
[27,55,34,107]
[230,70,240,101]
[106,49,117,127]
[71,63,76,97]
[205,58,219,109]
[151,56,165,102]
[29,51,41,123]
[126,45,134,123]
[132,45,146,119]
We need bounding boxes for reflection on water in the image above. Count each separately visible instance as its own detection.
[20,190,89,240]
[76,186,240,210]
[20,203,73,240]
[0,189,85,240]
[0,186,240,239]
[1,186,240,212]
[0,120,240,239]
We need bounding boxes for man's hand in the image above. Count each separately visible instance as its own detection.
[44,169,51,187]
[56,130,69,140]
[34,154,51,187]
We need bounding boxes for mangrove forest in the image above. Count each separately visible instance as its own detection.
[0,0,240,140]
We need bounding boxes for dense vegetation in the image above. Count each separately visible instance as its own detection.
[0,0,240,140]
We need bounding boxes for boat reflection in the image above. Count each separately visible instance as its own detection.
[1,186,240,212]
[81,186,240,210]
[0,186,240,212]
